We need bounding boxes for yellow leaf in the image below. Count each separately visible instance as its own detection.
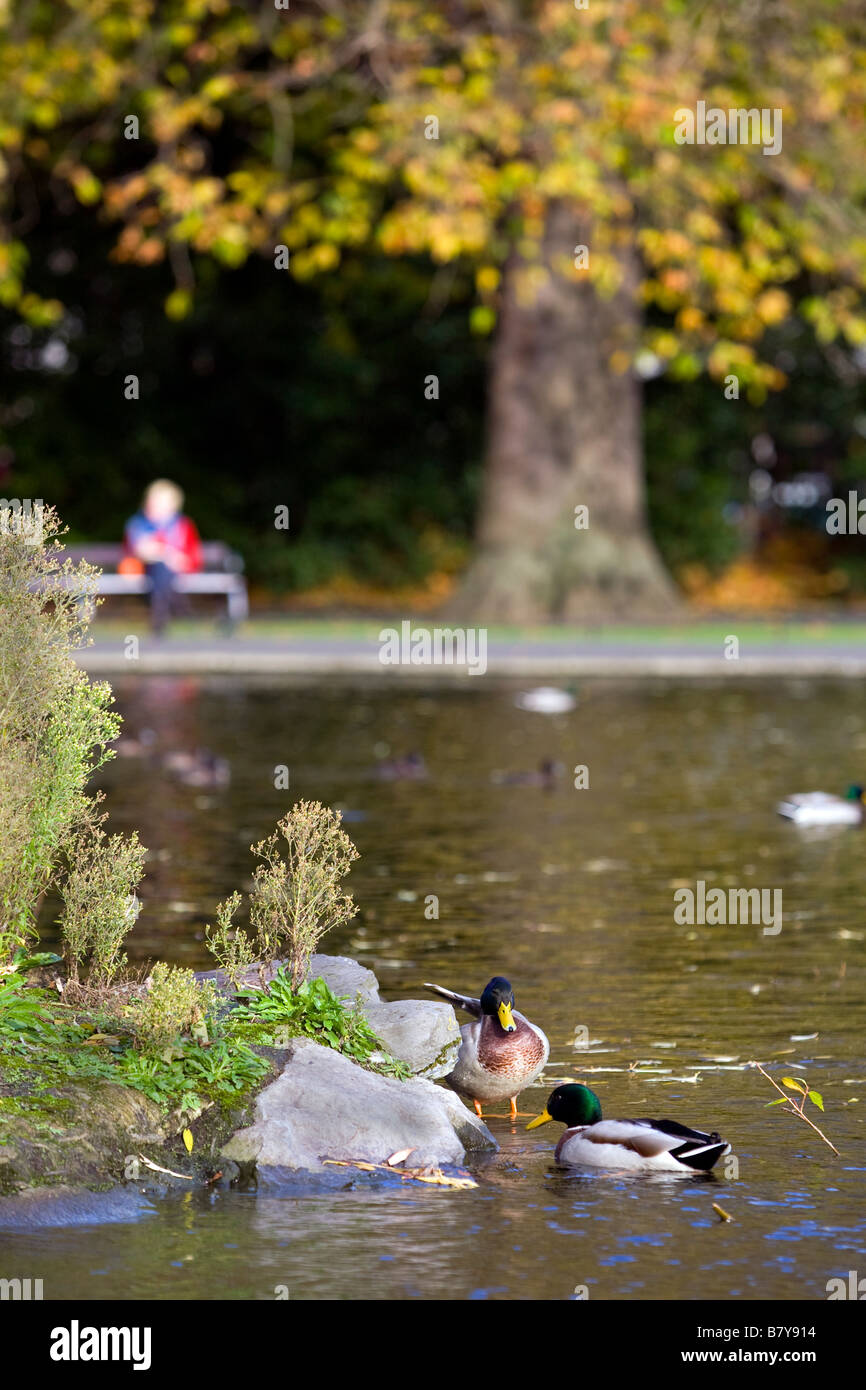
[476,265,500,294]
[182,1128,194,1153]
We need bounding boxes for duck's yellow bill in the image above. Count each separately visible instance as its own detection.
[526,1108,552,1130]
[498,1001,516,1032]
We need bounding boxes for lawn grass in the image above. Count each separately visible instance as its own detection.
[85,615,866,646]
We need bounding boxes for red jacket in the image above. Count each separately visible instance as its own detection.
[124,512,203,573]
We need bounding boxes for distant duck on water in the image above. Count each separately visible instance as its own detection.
[376,750,428,781]
[515,687,577,715]
[776,785,865,827]
[161,748,231,790]
[491,758,564,788]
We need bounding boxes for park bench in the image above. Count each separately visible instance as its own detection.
[60,541,250,625]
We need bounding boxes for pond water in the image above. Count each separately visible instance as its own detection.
[5,675,866,1300]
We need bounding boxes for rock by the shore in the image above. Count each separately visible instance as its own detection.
[0,1080,167,1196]
[197,953,459,1080]
[195,952,381,1005]
[307,953,380,1006]
[364,998,460,1080]
[0,1184,156,1229]
[0,955,471,1201]
[221,1037,494,1173]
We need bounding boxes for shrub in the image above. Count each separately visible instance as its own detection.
[249,801,359,988]
[0,506,135,963]
[204,890,256,990]
[58,817,147,984]
[208,800,359,990]
[128,962,216,1056]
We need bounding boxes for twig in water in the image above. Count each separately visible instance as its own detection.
[749,1061,839,1155]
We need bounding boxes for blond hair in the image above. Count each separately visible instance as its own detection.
[143,479,184,512]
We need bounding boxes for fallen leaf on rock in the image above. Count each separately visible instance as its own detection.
[386,1148,415,1166]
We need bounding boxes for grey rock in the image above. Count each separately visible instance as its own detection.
[0,1185,156,1230]
[306,953,381,1005]
[364,998,460,1079]
[195,952,381,1006]
[222,1037,494,1173]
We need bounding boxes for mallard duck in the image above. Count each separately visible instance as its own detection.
[376,750,428,781]
[162,748,231,789]
[491,758,564,789]
[515,687,577,714]
[424,976,549,1119]
[527,1084,730,1173]
[776,785,864,826]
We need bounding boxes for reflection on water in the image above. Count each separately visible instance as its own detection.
[16,676,866,1299]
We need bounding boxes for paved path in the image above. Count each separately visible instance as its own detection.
[77,632,866,677]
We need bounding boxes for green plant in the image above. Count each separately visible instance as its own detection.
[230,969,410,1079]
[127,962,216,1057]
[0,968,269,1120]
[0,970,51,1036]
[121,1038,268,1117]
[249,802,359,988]
[209,800,359,989]
[204,890,256,990]
[58,817,147,984]
[0,505,140,963]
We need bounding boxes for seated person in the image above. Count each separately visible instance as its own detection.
[124,480,202,633]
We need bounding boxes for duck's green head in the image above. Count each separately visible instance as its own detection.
[527,1084,603,1130]
[480,976,517,1033]
[846,784,865,801]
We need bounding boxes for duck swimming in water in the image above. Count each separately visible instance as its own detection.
[527,1084,731,1173]
[514,687,577,715]
[491,758,564,788]
[376,750,428,781]
[776,785,864,827]
[424,976,549,1119]
[162,748,231,789]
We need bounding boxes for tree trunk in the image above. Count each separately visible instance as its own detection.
[456,203,679,623]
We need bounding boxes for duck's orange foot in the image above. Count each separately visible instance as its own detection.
[472,1099,531,1121]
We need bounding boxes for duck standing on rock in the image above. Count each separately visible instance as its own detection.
[424,976,549,1119]
[527,1084,731,1173]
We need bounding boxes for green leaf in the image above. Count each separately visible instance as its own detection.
[808,1090,824,1111]
[765,1097,789,1106]
[12,950,63,970]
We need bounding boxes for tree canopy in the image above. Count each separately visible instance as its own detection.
[1,2,865,612]
[2,1,863,390]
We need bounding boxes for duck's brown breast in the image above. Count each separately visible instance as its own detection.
[477,1016,546,1075]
